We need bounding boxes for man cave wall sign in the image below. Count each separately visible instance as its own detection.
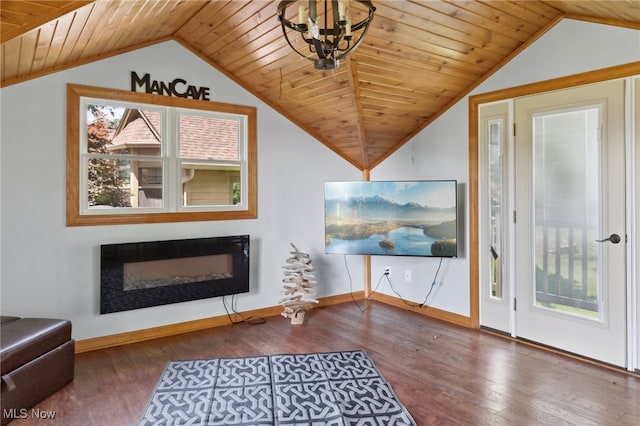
[131,71,211,101]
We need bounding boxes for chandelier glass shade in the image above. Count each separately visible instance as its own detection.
[277,0,376,70]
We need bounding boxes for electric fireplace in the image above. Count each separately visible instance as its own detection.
[100,235,250,314]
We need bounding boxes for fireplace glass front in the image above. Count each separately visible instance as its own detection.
[100,235,249,314]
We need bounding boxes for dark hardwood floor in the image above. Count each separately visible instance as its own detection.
[10,302,640,425]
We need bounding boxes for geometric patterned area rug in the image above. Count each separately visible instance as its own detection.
[137,350,416,425]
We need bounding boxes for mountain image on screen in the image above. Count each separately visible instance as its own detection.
[324,181,457,257]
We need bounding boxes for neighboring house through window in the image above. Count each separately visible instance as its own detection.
[105,109,241,209]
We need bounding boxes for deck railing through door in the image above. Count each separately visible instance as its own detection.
[535,220,598,313]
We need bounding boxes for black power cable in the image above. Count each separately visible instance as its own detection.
[380,257,445,309]
[222,294,266,325]
[419,257,443,308]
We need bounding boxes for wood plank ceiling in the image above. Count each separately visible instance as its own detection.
[2,1,639,170]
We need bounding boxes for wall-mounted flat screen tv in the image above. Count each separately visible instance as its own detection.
[324,180,457,257]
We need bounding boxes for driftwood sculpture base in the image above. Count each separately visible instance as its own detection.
[290,310,305,325]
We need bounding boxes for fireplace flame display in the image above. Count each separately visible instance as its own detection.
[123,254,233,291]
[100,235,250,314]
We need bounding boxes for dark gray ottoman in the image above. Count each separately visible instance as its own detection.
[1,317,75,425]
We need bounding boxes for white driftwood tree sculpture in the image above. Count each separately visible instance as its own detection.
[279,243,319,324]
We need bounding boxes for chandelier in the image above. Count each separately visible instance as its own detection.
[277,0,376,70]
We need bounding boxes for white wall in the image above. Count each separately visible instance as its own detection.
[0,41,363,340]
[371,19,640,317]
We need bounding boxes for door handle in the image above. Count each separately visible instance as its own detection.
[596,233,621,244]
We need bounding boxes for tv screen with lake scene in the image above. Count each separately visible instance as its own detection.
[324,180,457,257]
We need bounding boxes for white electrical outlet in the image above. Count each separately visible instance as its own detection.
[404,270,412,282]
[384,266,391,276]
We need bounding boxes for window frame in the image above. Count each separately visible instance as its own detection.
[67,83,257,226]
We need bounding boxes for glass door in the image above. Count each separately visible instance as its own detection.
[514,80,627,367]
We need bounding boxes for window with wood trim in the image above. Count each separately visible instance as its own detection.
[67,84,257,226]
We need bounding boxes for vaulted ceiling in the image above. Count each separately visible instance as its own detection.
[2,1,639,170]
